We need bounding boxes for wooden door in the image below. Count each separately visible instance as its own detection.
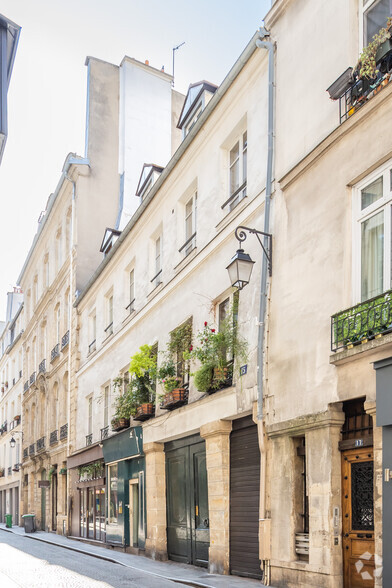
[166,441,209,567]
[342,448,374,588]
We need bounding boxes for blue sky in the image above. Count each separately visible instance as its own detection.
[0,0,271,318]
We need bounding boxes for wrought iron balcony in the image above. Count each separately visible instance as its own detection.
[59,423,68,440]
[100,426,109,441]
[7,467,11,476]
[51,344,60,362]
[104,322,113,336]
[86,433,93,446]
[36,437,45,452]
[126,299,135,314]
[49,430,58,445]
[19,370,22,379]
[23,380,29,393]
[331,289,392,352]
[150,269,162,289]
[12,377,15,386]
[61,330,69,350]
[38,359,46,374]
[29,372,36,385]
[29,443,35,456]
[88,340,96,354]
[2,421,7,433]
[23,448,28,460]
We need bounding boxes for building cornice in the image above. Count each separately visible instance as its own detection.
[264,0,294,28]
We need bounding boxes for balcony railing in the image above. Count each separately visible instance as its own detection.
[61,330,69,350]
[36,437,45,452]
[7,467,12,476]
[19,370,22,379]
[101,426,109,441]
[23,380,29,393]
[150,269,162,289]
[126,299,135,314]
[2,421,7,433]
[88,340,96,354]
[29,443,35,456]
[86,433,93,446]
[23,448,28,460]
[331,289,392,352]
[51,344,60,362]
[29,372,36,386]
[12,377,15,386]
[59,423,68,440]
[38,359,46,374]
[49,430,58,445]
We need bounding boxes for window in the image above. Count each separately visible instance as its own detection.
[88,396,93,435]
[103,385,109,428]
[127,269,135,313]
[88,312,96,354]
[362,0,392,45]
[182,194,197,256]
[228,131,247,211]
[184,102,202,137]
[105,293,113,336]
[55,305,61,344]
[170,320,192,384]
[151,236,162,288]
[354,161,392,301]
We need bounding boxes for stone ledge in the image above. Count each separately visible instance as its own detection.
[266,405,345,438]
[330,331,392,365]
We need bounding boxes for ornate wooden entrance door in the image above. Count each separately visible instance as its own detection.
[342,448,374,588]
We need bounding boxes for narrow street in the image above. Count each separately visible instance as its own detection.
[0,532,189,588]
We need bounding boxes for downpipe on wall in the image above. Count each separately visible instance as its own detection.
[255,26,274,586]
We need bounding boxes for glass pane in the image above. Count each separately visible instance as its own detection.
[361,210,384,300]
[230,142,240,195]
[364,0,391,44]
[361,176,383,210]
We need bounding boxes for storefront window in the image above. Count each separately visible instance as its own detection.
[107,463,123,542]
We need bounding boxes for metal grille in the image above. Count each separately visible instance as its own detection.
[49,430,58,445]
[36,437,45,452]
[342,399,373,440]
[86,434,92,446]
[51,344,60,362]
[351,461,374,530]
[59,423,68,440]
[61,330,69,349]
[23,448,28,460]
[23,381,29,392]
[38,359,46,373]
[29,444,35,456]
[331,289,392,351]
[29,372,36,385]
[100,426,109,440]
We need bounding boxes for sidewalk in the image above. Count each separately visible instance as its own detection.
[0,523,268,588]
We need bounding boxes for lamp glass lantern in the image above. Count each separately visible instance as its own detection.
[10,436,16,449]
[226,248,255,290]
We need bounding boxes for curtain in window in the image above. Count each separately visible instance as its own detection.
[361,210,384,300]
[365,0,392,45]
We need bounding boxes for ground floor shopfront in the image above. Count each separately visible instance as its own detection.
[0,482,20,526]
[68,427,145,549]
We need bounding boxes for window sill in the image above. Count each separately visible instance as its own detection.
[147,281,164,301]
[330,330,392,365]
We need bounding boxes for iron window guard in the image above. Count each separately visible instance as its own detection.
[126,298,135,313]
[104,322,113,336]
[101,426,109,440]
[61,330,69,349]
[221,181,247,210]
[88,340,96,354]
[178,232,197,254]
[86,433,93,446]
[150,269,162,285]
[59,423,68,440]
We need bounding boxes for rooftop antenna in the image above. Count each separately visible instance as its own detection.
[172,41,185,87]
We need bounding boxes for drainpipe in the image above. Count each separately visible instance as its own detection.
[255,26,274,586]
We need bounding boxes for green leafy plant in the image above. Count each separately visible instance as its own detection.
[356,18,392,79]
[157,358,182,393]
[186,304,248,393]
[48,466,57,482]
[78,461,103,481]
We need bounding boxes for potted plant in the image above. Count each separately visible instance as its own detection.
[158,357,187,410]
[14,415,21,423]
[186,307,248,394]
[355,18,392,80]
[129,344,157,421]
[59,467,67,475]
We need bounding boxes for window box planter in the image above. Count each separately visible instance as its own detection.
[160,388,187,410]
[14,415,20,423]
[134,403,154,422]
[111,418,130,432]
[376,38,392,64]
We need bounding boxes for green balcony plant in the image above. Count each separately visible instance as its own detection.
[356,18,392,80]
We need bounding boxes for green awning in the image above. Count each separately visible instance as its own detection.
[102,426,143,464]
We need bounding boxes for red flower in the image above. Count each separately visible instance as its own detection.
[204,321,208,326]
[189,345,193,351]
[211,329,216,333]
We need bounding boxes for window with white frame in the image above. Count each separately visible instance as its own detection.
[183,193,197,256]
[228,131,247,211]
[88,396,93,436]
[126,269,135,313]
[103,385,109,429]
[88,311,96,354]
[151,236,162,288]
[353,161,392,302]
[362,0,392,46]
[105,293,113,336]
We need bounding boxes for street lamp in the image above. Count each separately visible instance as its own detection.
[227,225,272,289]
[10,431,23,448]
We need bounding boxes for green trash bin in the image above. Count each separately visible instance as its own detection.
[5,514,12,528]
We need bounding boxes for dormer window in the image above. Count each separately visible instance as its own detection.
[177,81,218,139]
[100,228,121,256]
[136,164,164,201]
